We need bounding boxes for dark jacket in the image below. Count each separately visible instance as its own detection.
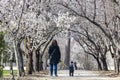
[48,45,61,64]
[69,64,74,72]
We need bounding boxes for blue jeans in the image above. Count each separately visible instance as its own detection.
[50,64,57,76]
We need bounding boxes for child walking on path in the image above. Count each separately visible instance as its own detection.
[69,61,74,76]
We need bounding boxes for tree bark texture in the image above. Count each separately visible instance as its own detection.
[17,42,25,76]
[101,58,108,71]
[64,30,71,69]
[39,54,43,71]
[36,49,40,71]
[96,58,102,70]
[13,41,20,77]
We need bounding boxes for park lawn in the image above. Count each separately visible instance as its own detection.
[3,70,17,77]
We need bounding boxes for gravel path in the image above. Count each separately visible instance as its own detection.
[41,70,120,80]
[3,70,120,80]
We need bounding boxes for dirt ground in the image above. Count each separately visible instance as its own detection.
[2,70,120,80]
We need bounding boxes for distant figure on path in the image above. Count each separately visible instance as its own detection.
[74,62,77,70]
[69,61,74,76]
[48,39,61,76]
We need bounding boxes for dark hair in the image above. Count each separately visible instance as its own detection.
[71,61,73,63]
[52,39,58,46]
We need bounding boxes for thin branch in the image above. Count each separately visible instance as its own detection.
[70,29,87,37]
[58,2,112,41]
[16,0,25,35]
[83,28,97,48]
[41,30,62,56]
[77,39,97,58]
[41,34,55,57]
[102,0,109,28]
[93,0,97,21]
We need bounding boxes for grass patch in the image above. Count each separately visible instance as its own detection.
[3,70,17,77]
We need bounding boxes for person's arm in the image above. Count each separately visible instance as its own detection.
[48,46,51,58]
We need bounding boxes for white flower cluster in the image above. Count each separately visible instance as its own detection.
[54,12,76,29]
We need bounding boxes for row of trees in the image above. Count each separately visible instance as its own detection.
[0,0,120,78]
[0,0,63,77]
[55,0,120,73]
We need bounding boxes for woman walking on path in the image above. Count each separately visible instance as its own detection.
[48,39,61,76]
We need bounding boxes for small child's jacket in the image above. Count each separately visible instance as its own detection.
[69,64,74,72]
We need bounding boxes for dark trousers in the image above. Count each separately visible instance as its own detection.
[50,64,57,76]
[69,70,74,76]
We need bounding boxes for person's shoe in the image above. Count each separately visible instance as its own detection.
[55,75,58,77]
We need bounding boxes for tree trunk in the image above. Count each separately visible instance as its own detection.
[17,41,25,76]
[36,49,40,71]
[113,47,120,74]
[96,58,102,70]
[27,52,33,74]
[13,40,21,77]
[118,59,120,74]
[101,58,108,71]
[13,40,25,77]
[114,57,119,74]
[32,49,36,72]
[39,54,43,71]
[18,47,25,76]
[64,30,71,69]
[26,54,29,74]
[9,51,15,80]
[44,52,49,70]
[10,60,15,80]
